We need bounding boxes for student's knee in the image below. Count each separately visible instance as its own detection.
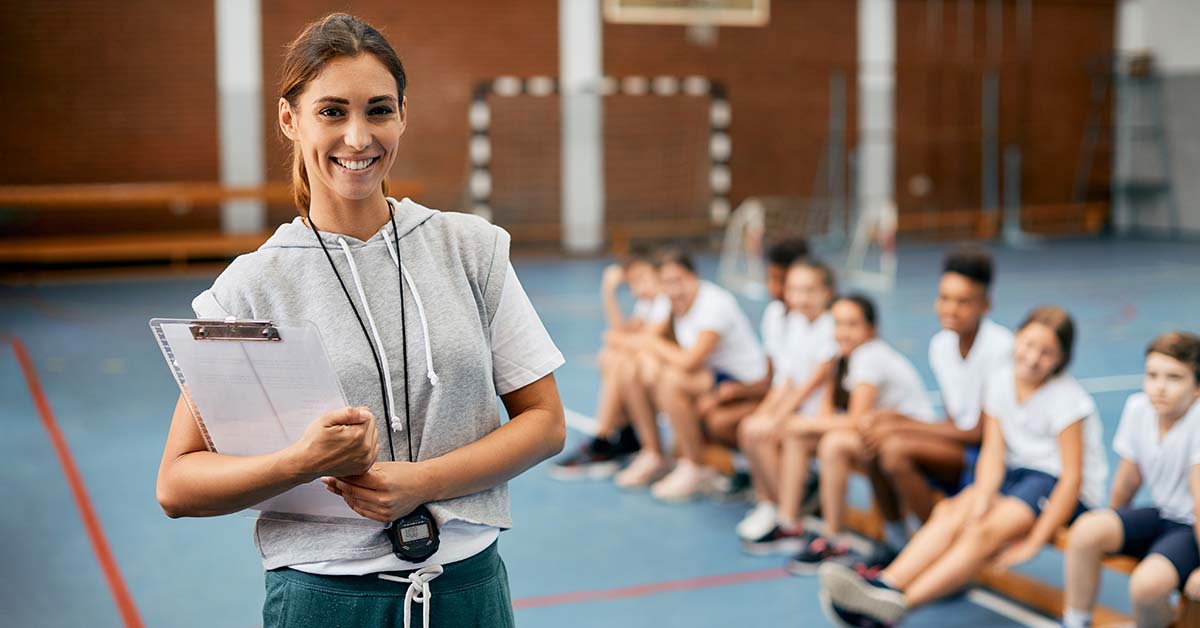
[817,430,857,462]
[1066,510,1122,555]
[877,438,916,475]
[1129,556,1178,608]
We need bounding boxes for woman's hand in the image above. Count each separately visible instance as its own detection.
[992,537,1043,570]
[323,462,433,523]
[1185,568,1200,601]
[291,406,378,480]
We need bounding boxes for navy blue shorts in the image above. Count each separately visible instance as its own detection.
[999,467,1087,520]
[928,445,980,496]
[712,370,735,389]
[1116,507,1200,588]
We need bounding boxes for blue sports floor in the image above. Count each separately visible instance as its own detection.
[2,236,1198,627]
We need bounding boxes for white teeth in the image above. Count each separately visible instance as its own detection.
[335,157,374,171]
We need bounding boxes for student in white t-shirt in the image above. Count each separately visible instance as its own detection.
[743,294,935,568]
[821,306,1109,627]
[696,239,811,455]
[1063,332,1200,628]
[613,249,767,501]
[735,258,838,542]
[867,248,1013,551]
[550,248,670,480]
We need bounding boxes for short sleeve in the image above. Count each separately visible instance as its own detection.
[1049,380,1098,434]
[814,327,839,363]
[982,369,1008,418]
[1111,395,1141,462]
[845,343,886,390]
[1191,420,1200,466]
[490,263,565,395]
[689,290,734,337]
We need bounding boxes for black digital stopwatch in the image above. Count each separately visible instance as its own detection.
[386,504,441,562]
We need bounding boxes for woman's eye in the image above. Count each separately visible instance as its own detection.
[319,108,343,117]
[371,107,394,116]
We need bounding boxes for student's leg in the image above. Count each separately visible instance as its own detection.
[881,488,975,588]
[592,348,631,439]
[901,496,1035,606]
[1063,509,1125,616]
[739,412,781,502]
[876,434,966,522]
[617,355,661,455]
[653,365,715,464]
[703,399,758,448]
[777,422,821,527]
[816,428,866,536]
[1128,555,1180,628]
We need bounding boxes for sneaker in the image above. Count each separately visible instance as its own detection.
[819,561,907,625]
[650,460,716,502]
[742,525,814,557]
[846,544,899,581]
[819,590,894,628]
[548,437,624,481]
[736,501,778,541]
[799,471,822,517]
[711,470,754,503]
[786,535,852,575]
[614,452,671,488]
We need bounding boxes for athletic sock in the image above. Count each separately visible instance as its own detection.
[1062,608,1092,628]
[884,520,909,551]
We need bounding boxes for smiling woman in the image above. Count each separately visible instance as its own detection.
[154,13,566,628]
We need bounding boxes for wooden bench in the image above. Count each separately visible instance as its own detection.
[845,506,1200,627]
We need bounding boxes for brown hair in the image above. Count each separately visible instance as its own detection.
[1146,331,1200,382]
[1018,306,1075,376]
[279,13,407,212]
[831,294,877,411]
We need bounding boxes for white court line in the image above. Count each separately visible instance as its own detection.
[560,407,1066,626]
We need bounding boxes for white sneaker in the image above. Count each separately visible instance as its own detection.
[614,452,670,488]
[650,460,714,502]
[736,501,779,541]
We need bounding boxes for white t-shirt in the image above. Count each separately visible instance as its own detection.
[929,319,1014,430]
[631,294,670,325]
[844,339,935,421]
[288,263,564,575]
[1113,393,1200,524]
[761,300,788,380]
[781,311,838,415]
[983,368,1108,508]
[672,280,767,383]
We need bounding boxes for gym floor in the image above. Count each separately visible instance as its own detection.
[3,236,1198,627]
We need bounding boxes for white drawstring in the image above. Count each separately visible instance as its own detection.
[378,564,443,628]
[383,227,440,386]
[337,237,403,432]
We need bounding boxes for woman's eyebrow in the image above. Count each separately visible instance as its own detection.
[312,95,397,105]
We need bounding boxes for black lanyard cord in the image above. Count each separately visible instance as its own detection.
[305,204,413,463]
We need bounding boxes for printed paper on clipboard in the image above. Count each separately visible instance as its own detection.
[150,317,378,525]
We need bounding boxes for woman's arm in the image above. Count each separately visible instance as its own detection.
[969,414,1008,519]
[326,373,565,522]
[156,394,378,518]
[1107,458,1143,510]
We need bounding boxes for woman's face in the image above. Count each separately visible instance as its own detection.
[659,262,698,316]
[1143,352,1200,420]
[784,266,831,321]
[832,300,873,356]
[279,54,406,205]
[1013,322,1063,386]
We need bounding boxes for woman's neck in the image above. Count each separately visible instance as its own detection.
[305,189,391,241]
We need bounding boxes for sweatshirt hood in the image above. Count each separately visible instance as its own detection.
[260,197,437,251]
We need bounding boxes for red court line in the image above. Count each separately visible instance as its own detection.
[11,336,144,628]
[512,567,790,610]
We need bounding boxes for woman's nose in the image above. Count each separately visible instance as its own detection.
[344,119,371,151]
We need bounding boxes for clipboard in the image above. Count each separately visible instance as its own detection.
[149,317,376,525]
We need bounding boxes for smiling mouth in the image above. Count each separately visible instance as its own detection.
[331,156,381,172]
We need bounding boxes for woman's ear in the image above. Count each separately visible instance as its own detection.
[279,98,298,141]
[398,95,409,137]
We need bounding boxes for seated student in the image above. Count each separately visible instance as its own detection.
[819,306,1109,628]
[742,294,934,565]
[1062,332,1200,628]
[736,258,838,542]
[613,248,767,501]
[695,238,810,452]
[855,248,1013,560]
[551,248,670,480]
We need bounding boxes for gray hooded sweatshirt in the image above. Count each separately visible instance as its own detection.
[192,197,513,570]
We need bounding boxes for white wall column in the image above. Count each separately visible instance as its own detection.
[559,0,605,253]
[215,0,266,233]
[857,0,896,219]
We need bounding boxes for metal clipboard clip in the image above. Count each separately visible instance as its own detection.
[189,319,282,342]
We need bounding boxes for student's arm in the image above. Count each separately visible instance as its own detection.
[773,359,836,416]
[872,413,983,445]
[995,419,1086,569]
[1107,458,1142,510]
[326,373,565,522]
[969,414,1008,521]
[646,330,719,372]
[156,395,378,518]
[715,363,772,403]
[1185,463,1200,601]
[600,264,626,330]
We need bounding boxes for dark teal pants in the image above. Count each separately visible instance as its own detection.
[263,541,515,628]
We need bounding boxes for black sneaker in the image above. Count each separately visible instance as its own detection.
[799,471,822,517]
[711,470,753,502]
[844,543,899,581]
[741,526,814,557]
[548,436,627,480]
[614,425,640,453]
[787,535,851,575]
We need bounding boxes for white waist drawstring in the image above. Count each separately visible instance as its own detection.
[337,237,403,432]
[378,564,443,628]
[383,228,440,386]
